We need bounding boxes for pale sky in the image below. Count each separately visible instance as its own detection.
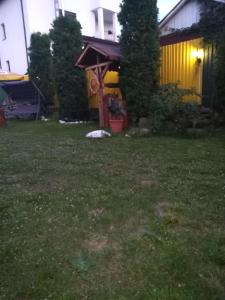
[158,0,179,20]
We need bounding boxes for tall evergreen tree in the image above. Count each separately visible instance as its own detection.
[199,0,225,111]
[50,16,88,120]
[118,0,160,120]
[28,32,54,105]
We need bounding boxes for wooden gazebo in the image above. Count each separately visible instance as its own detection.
[75,36,121,127]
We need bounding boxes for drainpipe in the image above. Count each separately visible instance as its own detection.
[97,7,104,39]
[112,12,117,41]
[20,0,29,70]
[54,0,59,18]
[60,0,65,16]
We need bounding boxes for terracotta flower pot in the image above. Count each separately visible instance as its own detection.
[109,119,124,133]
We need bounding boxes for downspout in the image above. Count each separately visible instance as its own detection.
[59,0,65,16]
[20,0,29,70]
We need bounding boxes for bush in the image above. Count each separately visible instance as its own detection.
[149,83,198,133]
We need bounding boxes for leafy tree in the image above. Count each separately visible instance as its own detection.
[28,32,54,105]
[50,16,88,120]
[118,0,160,120]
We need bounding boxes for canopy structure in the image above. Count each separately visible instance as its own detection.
[76,36,121,127]
[0,80,44,119]
[0,71,29,82]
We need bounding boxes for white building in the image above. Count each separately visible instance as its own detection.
[159,0,225,36]
[0,0,122,74]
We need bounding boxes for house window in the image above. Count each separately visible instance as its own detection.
[58,9,76,19]
[1,23,6,40]
[6,60,11,72]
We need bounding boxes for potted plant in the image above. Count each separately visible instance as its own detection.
[108,96,126,133]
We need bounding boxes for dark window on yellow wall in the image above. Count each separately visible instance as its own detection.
[1,23,6,40]
[6,60,10,72]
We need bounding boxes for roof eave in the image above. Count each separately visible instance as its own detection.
[159,0,187,29]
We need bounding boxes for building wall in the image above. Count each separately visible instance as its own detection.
[90,0,120,13]
[160,0,201,36]
[0,0,28,74]
[24,0,56,38]
[64,0,96,37]
[0,0,121,74]
[160,38,203,102]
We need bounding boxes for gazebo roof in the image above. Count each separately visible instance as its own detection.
[75,36,121,71]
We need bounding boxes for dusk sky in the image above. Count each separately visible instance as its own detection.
[158,0,179,20]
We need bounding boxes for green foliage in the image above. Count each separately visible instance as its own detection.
[28,33,54,105]
[50,16,88,120]
[199,0,225,43]
[199,1,225,111]
[214,31,225,111]
[118,0,160,120]
[149,83,198,132]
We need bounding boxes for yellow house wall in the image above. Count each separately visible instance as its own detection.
[87,38,203,108]
[160,38,203,102]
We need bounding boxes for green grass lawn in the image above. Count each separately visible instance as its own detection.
[1,121,225,300]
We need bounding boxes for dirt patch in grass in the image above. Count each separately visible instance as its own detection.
[88,208,105,218]
[140,179,157,188]
[84,233,121,255]
[123,214,149,239]
[155,202,171,218]
[84,234,109,253]
[155,202,180,225]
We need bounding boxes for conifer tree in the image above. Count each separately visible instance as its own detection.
[199,0,225,111]
[118,0,160,120]
[29,33,54,105]
[50,16,88,119]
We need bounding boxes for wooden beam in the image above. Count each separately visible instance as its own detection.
[85,61,111,71]
[97,55,105,128]
[75,45,91,67]
[75,45,108,67]
[101,64,110,79]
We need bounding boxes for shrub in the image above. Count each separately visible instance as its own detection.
[149,83,198,132]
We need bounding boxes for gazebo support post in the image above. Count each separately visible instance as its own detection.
[97,70,105,128]
[96,55,105,128]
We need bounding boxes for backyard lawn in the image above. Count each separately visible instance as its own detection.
[1,121,225,300]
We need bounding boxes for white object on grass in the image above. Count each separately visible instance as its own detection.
[86,130,111,138]
[59,120,89,125]
[41,116,49,122]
